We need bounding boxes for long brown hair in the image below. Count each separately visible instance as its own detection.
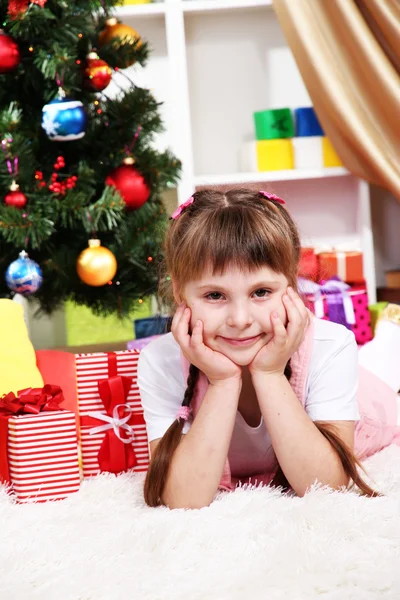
[144,188,378,506]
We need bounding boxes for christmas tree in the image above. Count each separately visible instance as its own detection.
[0,0,181,316]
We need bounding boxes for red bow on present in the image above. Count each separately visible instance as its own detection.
[80,373,143,475]
[0,384,64,484]
[0,385,64,416]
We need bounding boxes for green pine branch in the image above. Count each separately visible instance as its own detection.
[0,0,181,316]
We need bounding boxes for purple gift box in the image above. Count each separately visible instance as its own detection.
[126,335,163,351]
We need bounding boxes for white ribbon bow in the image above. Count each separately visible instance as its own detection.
[87,403,135,444]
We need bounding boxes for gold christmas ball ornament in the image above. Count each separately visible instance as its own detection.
[76,239,117,287]
[98,18,142,67]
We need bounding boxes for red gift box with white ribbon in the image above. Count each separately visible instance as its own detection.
[76,350,149,477]
[0,386,81,503]
[299,247,319,282]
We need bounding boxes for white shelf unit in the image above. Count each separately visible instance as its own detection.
[114,0,377,304]
[194,167,350,187]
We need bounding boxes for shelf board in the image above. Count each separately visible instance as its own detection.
[194,167,351,186]
[115,0,272,17]
[114,3,166,18]
[182,0,272,14]
[377,288,400,304]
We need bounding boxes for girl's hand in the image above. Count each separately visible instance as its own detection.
[171,303,242,386]
[249,287,310,377]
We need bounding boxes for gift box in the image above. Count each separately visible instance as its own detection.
[253,108,294,140]
[385,270,400,289]
[292,137,323,169]
[127,335,162,351]
[294,107,324,137]
[369,302,388,335]
[317,250,364,283]
[298,247,319,282]
[256,140,294,171]
[76,350,149,477]
[239,142,258,172]
[134,315,171,339]
[322,138,343,167]
[0,386,81,503]
[299,277,373,345]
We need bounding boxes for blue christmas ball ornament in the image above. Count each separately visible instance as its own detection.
[6,250,43,296]
[42,94,87,142]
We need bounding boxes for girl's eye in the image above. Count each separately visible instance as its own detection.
[254,288,271,298]
[205,289,271,300]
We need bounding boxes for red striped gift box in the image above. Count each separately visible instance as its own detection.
[6,411,80,503]
[76,350,149,478]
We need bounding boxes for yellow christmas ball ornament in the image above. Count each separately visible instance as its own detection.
[98,18,142,67]
[76,239,117,287]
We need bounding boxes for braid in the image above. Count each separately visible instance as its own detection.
[182,363,199,407]
[283,359,292,381]
[144,363,199,507]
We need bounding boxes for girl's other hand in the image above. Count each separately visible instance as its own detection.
[249,287,309,377]
[172,303,242,386]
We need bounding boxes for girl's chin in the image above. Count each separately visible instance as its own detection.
[228,355,258,366]
[209,344,262,366]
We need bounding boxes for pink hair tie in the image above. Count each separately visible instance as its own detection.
[259,191,285,205]
[171,196,195,220]
[176,405,192,421]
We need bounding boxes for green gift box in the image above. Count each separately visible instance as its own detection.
[254,108,294,140]
[369,302,388,335]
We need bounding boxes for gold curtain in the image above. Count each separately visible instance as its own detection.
[273,0,400,202]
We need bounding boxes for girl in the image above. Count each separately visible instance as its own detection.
[138,188,400,509]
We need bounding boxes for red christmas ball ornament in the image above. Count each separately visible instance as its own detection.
[84,52,112,92]
[0,30,21,73]
[5,182,27,208]
[105,157,150,210]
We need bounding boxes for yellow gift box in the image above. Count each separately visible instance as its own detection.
[322,138,343,167]
[256,139,294,171]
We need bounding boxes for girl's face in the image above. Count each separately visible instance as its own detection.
[180,264,290,366]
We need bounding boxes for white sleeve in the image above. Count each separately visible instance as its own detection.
[305,327,360,421]
[137,335,190,442]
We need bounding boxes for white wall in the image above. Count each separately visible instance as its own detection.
[185,8,311,176]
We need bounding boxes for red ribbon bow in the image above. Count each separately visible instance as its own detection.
[80,353,145,475]
[0,384,64,484]
[0,385,64,416]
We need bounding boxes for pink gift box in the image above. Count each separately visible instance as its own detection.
[76,350,150,477]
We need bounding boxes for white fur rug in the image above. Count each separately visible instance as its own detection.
[1,446,400,600]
